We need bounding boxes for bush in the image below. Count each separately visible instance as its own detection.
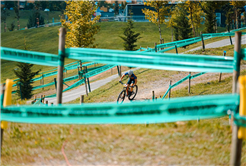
[8,21,15,31]
[27,10,45,28]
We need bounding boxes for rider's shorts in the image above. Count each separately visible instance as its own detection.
[127,79,135,85]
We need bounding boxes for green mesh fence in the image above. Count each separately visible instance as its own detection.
[66,48,234,73]
[1,94,238,124]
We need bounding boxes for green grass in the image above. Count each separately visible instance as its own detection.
[0,21,229,84]
[1,10,62,32]
[2,19,246,165]
[2,69,246,165]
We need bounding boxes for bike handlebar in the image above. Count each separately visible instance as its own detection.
[119,81,135,88]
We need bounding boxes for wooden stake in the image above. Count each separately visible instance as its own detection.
[84,67,88,96]
[152,91,155,100]
[155,43,157,52]
[201,34,205,50]
[46,101,48,105]
[42,74,44,90]
[57,27,66,104]
[54,78,57,91]
[169,80,172,99]
[188,72,191,94]
[175,45,178,54]
[41,95,43,103]
[1,84,5,153]
[78,67,80,79]
[230,31,242,166]
[219,51,226,82]
[228,28,233,45]
[80,95,84,104]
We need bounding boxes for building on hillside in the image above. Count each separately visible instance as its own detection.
[1,0,35,10]
[105,0,126,4]
[100,6,108,12]
[124,3,230,27]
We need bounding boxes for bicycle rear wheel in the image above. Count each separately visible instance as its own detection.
[117,90,126,103]
[128,85,138,100]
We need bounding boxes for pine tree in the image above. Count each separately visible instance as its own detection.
[27,9,45,28]
[114,1,119,15]
[61,1,100,48]
[13,38,40,100]
[177,7,192,40]
[119,20,141,51]
[203,2,216,33]
[171,4,192,41]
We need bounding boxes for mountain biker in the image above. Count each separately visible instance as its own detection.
[119,70,137,97]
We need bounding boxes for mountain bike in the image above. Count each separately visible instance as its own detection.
[117,81,138,103]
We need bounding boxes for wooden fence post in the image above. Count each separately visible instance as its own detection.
[84,67,88,96]
[40,95,43,103]
[80,95,84,104]
[86,67,91,92]
[54,78,57,91]
[57,27,66,104]
[78,67,80,79]
[201,34,205,50]
[152,91,155,100]
[230,31,242,166]
[155,43,157,52]
[1,84,5,153]
[117,66,122,77]
[46,100,48,105]
[169,80,172,99]
[228,28,233,45]
[175,45,178,54]
[188,72,191,94]
[219,51,226,82]
[42,74,44,90]
[79,61,82,79]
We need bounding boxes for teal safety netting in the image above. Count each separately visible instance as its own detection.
[66,47,234,73]
[1,30,246,125]
[0,94,239,124]
[12,62,97,88]
[162,72,206,99]
[1,47,59,67]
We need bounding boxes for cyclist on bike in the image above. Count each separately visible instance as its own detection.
[119,70,137,97]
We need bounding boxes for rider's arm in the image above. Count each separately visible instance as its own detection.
[134,79,137,85]
[120,74,125,81]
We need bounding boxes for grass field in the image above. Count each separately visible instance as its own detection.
[1,16,246,164]
[1,20,228,83]
[2,45,246,165]
[1,10,62,32]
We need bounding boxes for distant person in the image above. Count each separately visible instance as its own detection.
[119,70,137,97]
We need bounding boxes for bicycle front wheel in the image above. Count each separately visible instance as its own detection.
[128,85,138,100]
[117,90,126,103]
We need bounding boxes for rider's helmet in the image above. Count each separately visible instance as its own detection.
[128,70,133,76]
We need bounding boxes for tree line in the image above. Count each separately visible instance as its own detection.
[142,0,246,43]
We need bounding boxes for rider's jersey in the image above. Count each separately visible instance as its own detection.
[124,72,137,80]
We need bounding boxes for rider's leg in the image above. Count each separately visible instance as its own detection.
[130,83,134,92]
[126,84,130,96]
